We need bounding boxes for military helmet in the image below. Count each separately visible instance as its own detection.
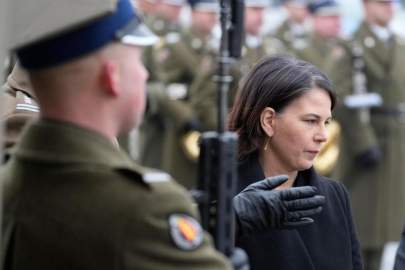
[9,0,158,70]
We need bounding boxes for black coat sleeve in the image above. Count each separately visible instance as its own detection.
[336,181,363,270]
[394,226,405,270]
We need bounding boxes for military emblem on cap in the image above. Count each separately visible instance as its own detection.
[169,214,203,250]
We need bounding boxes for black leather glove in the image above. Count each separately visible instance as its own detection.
[355,146,382,169]
[230,247,249,270]
[233,175,325,236]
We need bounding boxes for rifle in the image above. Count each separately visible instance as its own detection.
[196,0,244,257]
[344,41,382,123]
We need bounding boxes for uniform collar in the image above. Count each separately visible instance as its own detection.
[245,34,262,48]
[369,23,392,42]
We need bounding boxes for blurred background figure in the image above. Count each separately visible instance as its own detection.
[274,0,311,50]
[153,0,185,35]
[293,0,345,71]
[242,0,285,75]
[332,1,405,270]
[0,63,38,163]
[138,0,220,189]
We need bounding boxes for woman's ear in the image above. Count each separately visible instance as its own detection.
[100,61,120,96]
[260,107,276,137]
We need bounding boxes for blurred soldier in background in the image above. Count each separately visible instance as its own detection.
[293,0,345,73]
[274,0,311,50]
[138,0,219,189]
[188,0,286,136]
[153,0,185,36]
[0,64,38,162]
[155,0,218,86]
[136,0,186,169]
[241,0,285,75]
[333,0,405,269]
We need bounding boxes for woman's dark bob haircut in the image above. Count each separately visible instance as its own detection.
[228,55,337,159]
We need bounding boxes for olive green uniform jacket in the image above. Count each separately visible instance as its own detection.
[140,29,218,189]
[291,34,348,77]
[1,119,231,270]
[273,20,310,51]
[137,19,187,176]
[333,22,405,249]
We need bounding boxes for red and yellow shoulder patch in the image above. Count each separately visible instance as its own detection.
[169,214,203,251]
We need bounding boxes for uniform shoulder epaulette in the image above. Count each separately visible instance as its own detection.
[14,90,39,114]
[130,162,172,184]
[115,163,172,187]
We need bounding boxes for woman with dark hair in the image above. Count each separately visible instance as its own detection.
[229,56,362,270]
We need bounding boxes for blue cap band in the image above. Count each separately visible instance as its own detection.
[17,0,136,70]
[308,0,338,14]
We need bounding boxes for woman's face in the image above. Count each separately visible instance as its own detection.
[266,87,332,172]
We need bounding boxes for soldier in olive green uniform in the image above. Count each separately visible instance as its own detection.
[189,0,286,133]
[0,64,38,162]
[242,0,286,74]
[333,1,405,269]
[274,0,310,51]
[140,0,220,189]
[291,0,346,75]
[137,0,186,172]
[0,1,232,269]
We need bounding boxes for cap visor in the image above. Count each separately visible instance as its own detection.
[116,18,158,47]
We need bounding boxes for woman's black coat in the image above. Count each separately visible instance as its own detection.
[236,153,363,270]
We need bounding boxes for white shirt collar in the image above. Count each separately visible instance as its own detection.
[245,34,262,48]
[370,23,392,42]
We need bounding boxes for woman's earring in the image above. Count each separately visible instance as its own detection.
[264,138,270,151]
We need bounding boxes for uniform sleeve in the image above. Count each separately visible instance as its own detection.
[336,181,363,270]
[394,226,405,270]
[120,180,232,270]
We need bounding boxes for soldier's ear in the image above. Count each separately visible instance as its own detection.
[260,107,276,137]
[100,61,120,97]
